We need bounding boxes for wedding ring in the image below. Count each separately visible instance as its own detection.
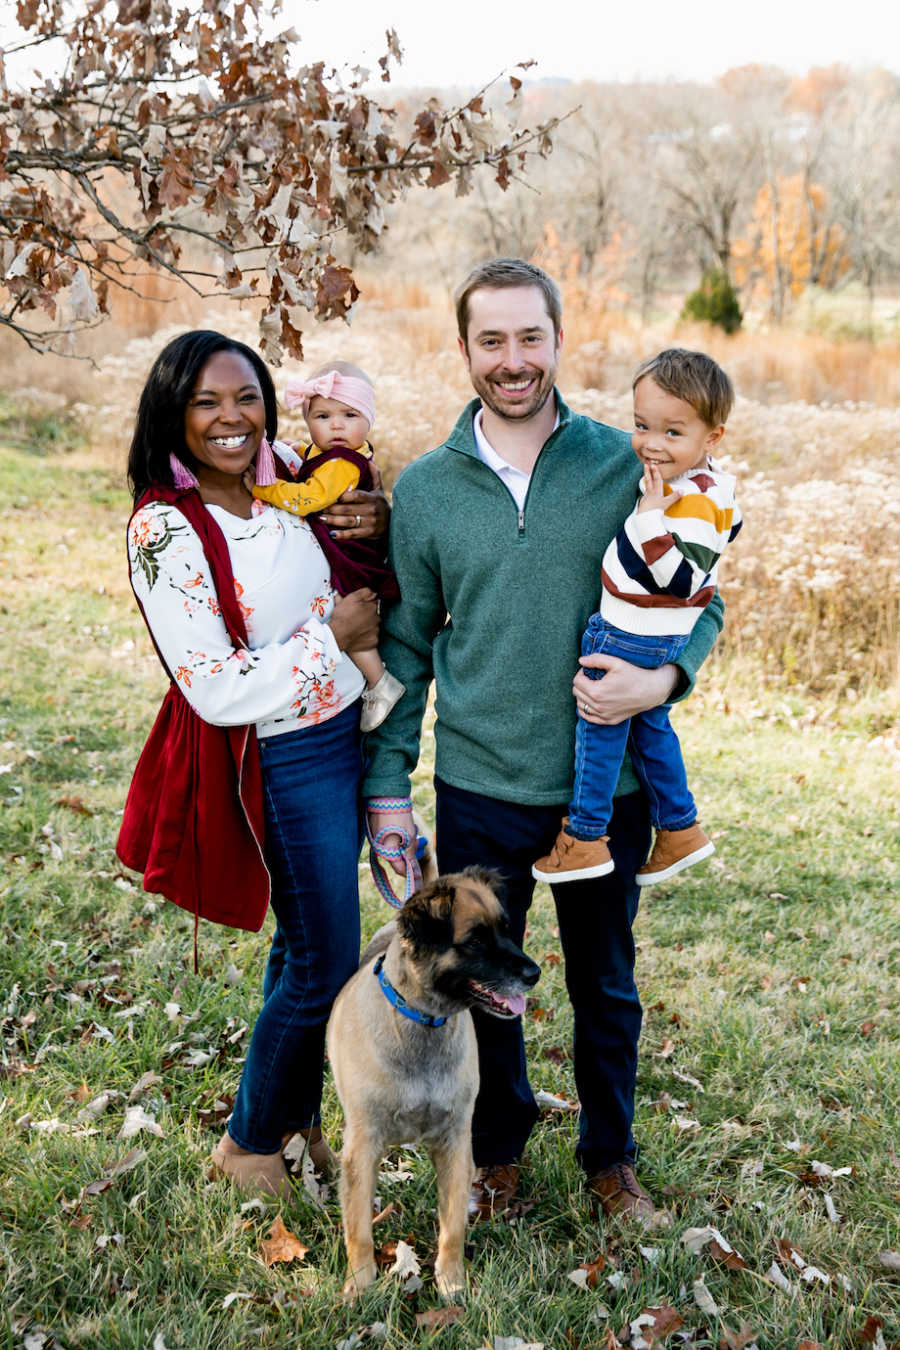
[355,514,361,526]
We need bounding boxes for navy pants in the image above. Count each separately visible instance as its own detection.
[435,776,650,1176]
[228,705,362,1154]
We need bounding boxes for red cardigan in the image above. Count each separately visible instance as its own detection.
[116,485,271,932]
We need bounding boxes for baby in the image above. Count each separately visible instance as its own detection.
[533,348,742,887]
[250,361,404,732]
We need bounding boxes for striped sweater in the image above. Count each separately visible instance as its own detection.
[600,457,741,637]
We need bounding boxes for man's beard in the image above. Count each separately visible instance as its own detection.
[471,365,557,422]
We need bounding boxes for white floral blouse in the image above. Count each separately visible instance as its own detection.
[127,496,365,739]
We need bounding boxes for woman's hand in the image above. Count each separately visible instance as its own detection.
[319,463,390,539]
[328,588,380,653]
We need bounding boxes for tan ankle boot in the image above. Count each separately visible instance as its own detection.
[210,1140,291,1197]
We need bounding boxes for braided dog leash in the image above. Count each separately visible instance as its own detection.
[366,796,424,909]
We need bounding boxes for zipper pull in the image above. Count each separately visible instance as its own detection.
[517,507,525,533]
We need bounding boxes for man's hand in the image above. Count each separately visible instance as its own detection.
[320,463,389,539]
[573,655,678,725]
[328,588,379,653]
[637,463,682,514]
[366,803,417,878]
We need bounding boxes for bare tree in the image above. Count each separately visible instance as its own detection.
[1,1,564,359]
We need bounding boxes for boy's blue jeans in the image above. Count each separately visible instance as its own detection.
[228,704,362,1154]
[568,615,697,839]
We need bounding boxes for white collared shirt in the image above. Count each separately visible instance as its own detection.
[472,407,559,511]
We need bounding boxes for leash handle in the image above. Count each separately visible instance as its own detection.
[366,819,422,909]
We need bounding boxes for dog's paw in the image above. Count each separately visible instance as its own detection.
[435,1267,466,1302]
[342,1264,378,1301]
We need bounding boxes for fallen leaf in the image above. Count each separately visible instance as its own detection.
[658,1038,676,1058]
[259,1215,309,1267]
[823,1193,841,1224]
[858,1316,885,1347]
[777,1237,806,1268]
[710,1237,749,1270]
[671,1068,705,1092]
[57,794,93,815]
[128,1070,162,1100]
[118,1105,164,1140]
[630,1303,684,1346]
[810,1160,852,1179]
[693,1276,721,1316]
[415,1306,463,1330]
[387,1240,421,1282]
[795,1342,825,1349]
[762,1261,793,1293]
[373,1201,396,1224]
[720,1325,759,1350]
[878,1250,900,1272]
[568,1253,606,1288]
[222,1291,253,1309]
[534,1089,578,1112]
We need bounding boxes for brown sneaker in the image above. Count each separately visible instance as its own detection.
[533,827,614,884]
[636,822,714,886]
[588,1161,670,1228]
[468,1163,520,1222]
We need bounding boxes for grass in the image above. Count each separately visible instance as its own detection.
[1,437,898,1350]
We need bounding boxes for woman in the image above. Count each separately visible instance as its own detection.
[119,330,386,1195]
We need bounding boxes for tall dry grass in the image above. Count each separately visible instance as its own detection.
[3,272,898,697]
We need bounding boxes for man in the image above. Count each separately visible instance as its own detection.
[363,258,723,1223]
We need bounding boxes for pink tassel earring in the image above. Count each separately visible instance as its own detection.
[254,436,277,487]
[169,453,198,489]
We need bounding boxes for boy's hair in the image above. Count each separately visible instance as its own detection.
[308,359,373,386]
[633,348,734,427]
[455,258,562,348]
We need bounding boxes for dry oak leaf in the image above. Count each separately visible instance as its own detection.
[568,1252,607,1288]
[720,1326,758,1350]
[795,1342,826,1349]
[415,1306,463,1330]
[630,1303,684,1345]
[858,1316,887,1347]
[259,1215,309,1267]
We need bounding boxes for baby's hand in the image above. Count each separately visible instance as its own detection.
[637,463,681,513]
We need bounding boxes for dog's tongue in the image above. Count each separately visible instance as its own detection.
[500,992,526,1017]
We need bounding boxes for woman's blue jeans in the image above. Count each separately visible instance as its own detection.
[228,704,362,1154]
[568,615,697,839]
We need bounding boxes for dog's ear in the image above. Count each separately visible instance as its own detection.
[396,878,455,953]
[459,865,505,901]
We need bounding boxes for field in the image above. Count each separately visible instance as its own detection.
[1,290,899,1350]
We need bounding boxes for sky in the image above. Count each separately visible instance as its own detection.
[3,0,898,90]
[290,0,900,87]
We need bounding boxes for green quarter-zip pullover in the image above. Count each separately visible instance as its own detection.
[362,393,723,806]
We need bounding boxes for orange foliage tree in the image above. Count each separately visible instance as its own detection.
[733,173,850,321]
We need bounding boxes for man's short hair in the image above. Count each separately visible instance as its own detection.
[455,258,562,348]
[633,348,734,427]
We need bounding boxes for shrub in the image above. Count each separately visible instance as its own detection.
[681,268,743,334]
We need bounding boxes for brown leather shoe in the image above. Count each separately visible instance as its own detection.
[636,822,714,885]
[589,1161,670,1227]
[468,1163,520,1221]
[533,827,614,884]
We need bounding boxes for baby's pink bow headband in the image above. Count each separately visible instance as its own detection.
[284,369,376,430]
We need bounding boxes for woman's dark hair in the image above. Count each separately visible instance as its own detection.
[127,330,278,502]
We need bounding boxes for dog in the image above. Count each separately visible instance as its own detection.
[326,867,541,1300]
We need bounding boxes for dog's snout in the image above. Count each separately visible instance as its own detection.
[521,957,541,988]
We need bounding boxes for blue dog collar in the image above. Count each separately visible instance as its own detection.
[373,954,447,1028]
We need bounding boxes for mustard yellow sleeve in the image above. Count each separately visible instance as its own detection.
[252,458,361,516]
